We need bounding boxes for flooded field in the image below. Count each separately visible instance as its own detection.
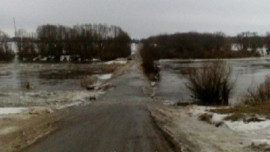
[0,61,120,107]
[156,57,270,104]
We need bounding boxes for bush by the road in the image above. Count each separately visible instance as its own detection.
[185,61,234,105]
[140,45,160,81]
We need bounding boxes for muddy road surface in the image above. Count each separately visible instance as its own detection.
[24,63,173,152]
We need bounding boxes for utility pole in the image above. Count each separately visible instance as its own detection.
[13,17,17,37]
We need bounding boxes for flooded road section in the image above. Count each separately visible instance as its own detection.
[0,62,118,107]
[156,57,270,104]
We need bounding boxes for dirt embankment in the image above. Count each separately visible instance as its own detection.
[0,110,63,152]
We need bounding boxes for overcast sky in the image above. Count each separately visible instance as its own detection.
[1,0,270,38]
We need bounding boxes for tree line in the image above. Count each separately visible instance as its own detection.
[140,32,270,76]
[141,32,270,59]
[1,24,131,62]
[0,31,15,61]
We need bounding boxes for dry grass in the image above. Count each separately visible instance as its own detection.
[212,102,270,116]
[211,102,270,121]
[249,143,270,152]
[223,113,246,121]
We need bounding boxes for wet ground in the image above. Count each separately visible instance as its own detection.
[156,57,270,104]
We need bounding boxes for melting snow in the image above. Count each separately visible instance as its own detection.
[190,105,270,131]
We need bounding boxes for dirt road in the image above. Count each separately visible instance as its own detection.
[24,63,173,152]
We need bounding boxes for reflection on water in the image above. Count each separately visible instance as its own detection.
[157,57,270,104]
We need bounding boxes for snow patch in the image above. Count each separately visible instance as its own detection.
[212,114,228,123]
[190,106,211,116]
[0,107,28,115]
[97,74,112,80]
[190,105,270,131]
[105,60,127,65]
[190,106,228,123]
[224,120,270,132]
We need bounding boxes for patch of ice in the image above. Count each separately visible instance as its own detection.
[0,108,28,115]
[224,120,270,132]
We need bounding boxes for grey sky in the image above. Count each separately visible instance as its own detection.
[1,0,270,38]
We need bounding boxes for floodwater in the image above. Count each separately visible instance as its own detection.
[0,59,115,107]
[156,57,270,104]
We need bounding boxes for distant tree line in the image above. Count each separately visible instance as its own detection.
[15,24,131,62]
[141,32,270,60]
[140,32,268,75]
[0,31,15,61]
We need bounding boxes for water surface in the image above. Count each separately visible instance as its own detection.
[0,62,113,106]
[157,57,270,104]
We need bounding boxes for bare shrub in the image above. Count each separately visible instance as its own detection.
[246,76,270,103]
[185,61,234,105]
[140,45,160,81]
